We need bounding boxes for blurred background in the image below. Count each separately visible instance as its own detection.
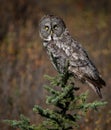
[0,0,111,130]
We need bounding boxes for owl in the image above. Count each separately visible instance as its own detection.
[39,15,106,98]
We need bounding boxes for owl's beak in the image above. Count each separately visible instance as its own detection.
[50,30,53,40]
[50,30,53,35]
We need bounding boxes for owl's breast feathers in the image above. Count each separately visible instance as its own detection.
[44,31,106,98]
[44,39,69,73]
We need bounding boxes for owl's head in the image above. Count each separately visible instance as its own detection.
[39,15,66,41]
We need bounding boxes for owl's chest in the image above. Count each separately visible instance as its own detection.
[45,40,69,73]
[46,40,71,58]
[47,41,59,53]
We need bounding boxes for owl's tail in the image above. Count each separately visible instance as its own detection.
[85,76,106,98]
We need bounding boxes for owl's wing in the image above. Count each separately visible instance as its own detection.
[69,40,103,80]
[69,42,91,68]
[68,41,105,98]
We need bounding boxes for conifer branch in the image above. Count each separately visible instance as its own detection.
[4,64,107,130]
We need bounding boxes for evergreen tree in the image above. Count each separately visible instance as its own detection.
[4,66,107,130]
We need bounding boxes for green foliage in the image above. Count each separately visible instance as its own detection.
[4,115,37,130]
[4,68,107,130]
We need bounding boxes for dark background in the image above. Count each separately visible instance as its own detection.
[0,0,111,130]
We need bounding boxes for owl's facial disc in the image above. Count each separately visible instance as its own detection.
[39,15,66,41]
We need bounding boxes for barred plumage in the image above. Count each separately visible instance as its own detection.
[39,15,106,98]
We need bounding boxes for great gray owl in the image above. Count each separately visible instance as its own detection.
[39,15,106,98]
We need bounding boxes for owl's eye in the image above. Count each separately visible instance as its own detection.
[53,25,58,29]
[45,26,49,31]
